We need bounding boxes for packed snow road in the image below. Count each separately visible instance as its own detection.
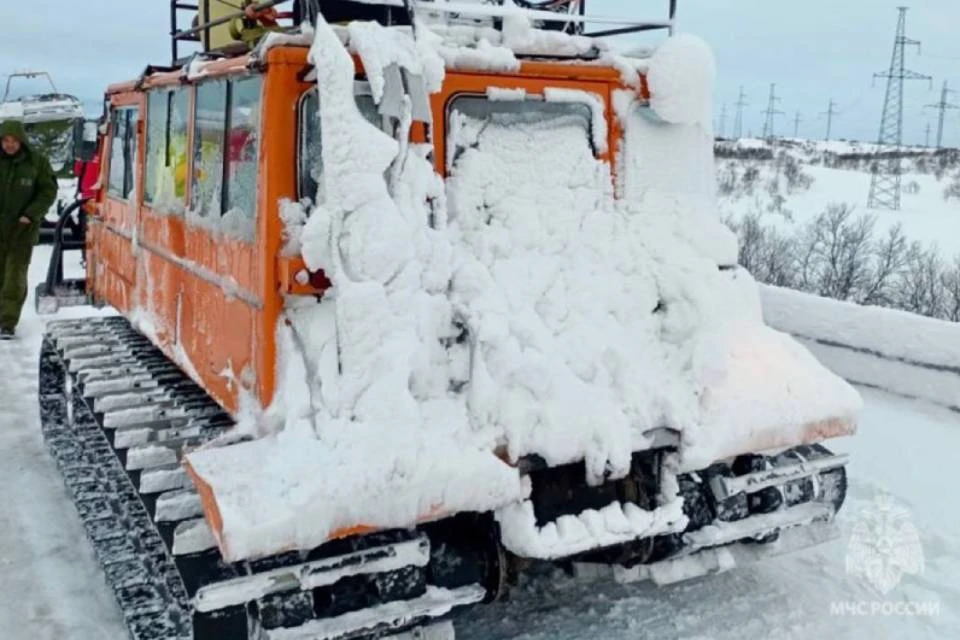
[0,247,956,639]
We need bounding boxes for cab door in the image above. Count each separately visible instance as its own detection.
[91,97,142,315]
[178,74,264,409]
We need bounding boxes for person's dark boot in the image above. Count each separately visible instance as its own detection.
[0,328,14,340]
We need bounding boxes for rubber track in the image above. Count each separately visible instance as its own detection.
[38,316,441,640]
[40,319,194,639]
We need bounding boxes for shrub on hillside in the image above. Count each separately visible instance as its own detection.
[944,172,960,201]
[726,203,960,323]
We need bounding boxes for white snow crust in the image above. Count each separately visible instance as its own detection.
[496,498,687,560]
[186,23,861,562]
[0,101,25,120]
[645,33,715,126]
[543,87,608,154]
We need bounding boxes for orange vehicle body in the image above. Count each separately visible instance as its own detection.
[87,45,643,419]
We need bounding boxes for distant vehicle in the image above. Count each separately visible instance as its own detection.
[1,71,86,176]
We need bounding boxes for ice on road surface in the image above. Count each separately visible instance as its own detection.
[1,248,957,639]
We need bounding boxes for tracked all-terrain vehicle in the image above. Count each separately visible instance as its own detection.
[37,1,860,639]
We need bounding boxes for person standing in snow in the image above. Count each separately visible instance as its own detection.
[0,118,58,339]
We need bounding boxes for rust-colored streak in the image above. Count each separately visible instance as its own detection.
[727,416,858,461]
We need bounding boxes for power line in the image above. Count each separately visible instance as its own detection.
[919,51,960,61]
[761,83,784,140]
[820,99,839,140]
[718,102,727,138]
[923,80,959,149]
[733,86,748,139]
[793,111,803,138]
[867,6,931,211]
[925,121,932,147]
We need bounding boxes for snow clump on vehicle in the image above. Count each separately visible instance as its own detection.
[186,15,861,563]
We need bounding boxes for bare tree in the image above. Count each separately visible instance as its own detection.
[897,245,944,318]
[944,172,960,201]
[940,256,960,322]
[725,212,796,287]
[858,224,909,307]
[799,204,875,301]
[717,162,738,197]
[741,166,760,195]
[725,203,960,324]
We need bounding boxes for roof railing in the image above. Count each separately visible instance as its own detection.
[168,0,677,66]
[411,0,676,37]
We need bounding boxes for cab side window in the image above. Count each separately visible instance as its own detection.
[145,87,190,214]
[107,106,139,200]
[191,80,228,218]
[189,75,262,238]
[225,76,262,226]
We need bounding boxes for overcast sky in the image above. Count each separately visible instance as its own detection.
[2,0,959,146]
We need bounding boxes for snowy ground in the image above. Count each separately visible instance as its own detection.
[1,248,957,639]
[456,388,960,640]
[718,139,960,259]
[0,246,124,639]
[768,165,960,257]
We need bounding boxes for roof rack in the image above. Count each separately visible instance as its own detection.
[411,0,677,38]
[170,1,298,65]
[168,0,677,66]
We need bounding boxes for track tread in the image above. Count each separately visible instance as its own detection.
[39,317,491,640]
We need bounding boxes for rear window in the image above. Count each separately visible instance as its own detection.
[445,95,593,172]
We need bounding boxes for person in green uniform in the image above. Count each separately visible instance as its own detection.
[0,117,58,339]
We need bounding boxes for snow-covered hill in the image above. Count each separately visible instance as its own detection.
[717,138,960,322]
[717,137,960,254]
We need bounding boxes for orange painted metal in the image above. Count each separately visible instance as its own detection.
[712,416,859,464]
[184,459,225,548]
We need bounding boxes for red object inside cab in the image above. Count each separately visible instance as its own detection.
[74,154,100,201]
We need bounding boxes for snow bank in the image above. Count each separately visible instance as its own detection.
[761,284,960,409]
[761,285,960,370]
[187,25,861,562]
